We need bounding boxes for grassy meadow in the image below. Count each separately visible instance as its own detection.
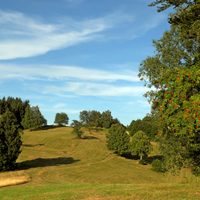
[0,127,199,199]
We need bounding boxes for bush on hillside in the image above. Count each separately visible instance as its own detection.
[106,124,130,155]
[71,120,84,139]
[151,159,166,172]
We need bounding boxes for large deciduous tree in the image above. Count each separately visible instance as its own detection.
[106,124,130,155]
[139,0,200,174]
[130,131,153,160]
[54,112,69,126]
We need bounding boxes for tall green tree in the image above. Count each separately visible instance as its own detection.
[139,0,200,174]
[101,110,113,129]
[21,106,46,130]
[106,124,130,155]
[0,110,22,171]
[0,97,30,129]
[54,112,69,126]
[79,110,90,126]
[130,131,153,160]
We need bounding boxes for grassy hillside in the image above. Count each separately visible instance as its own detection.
[0,127,199,199]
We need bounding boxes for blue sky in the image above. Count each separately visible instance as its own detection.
[0,0,172,126]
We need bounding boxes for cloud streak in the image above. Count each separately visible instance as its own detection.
[0,64,139,82]
[0,10,135,60]
[0,8,165,60]
[44,82,148,97]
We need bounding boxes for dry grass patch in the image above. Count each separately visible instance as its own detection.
[0,170,31,187]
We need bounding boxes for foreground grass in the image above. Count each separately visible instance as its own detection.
[0,127,199,199]
[1,183,200,200]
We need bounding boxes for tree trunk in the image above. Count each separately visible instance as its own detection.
[140,155,142,160]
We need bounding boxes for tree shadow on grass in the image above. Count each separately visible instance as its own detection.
[121,153,164,164]
[22,144,44,147]
[37,125,63,131]
[145,155,164,164]
[18,157,80,170]
[82,136,99,140]
[121,153,140,160]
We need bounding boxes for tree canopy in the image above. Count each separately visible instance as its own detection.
[139,0,200,174]
[106,124,130,155]
[130,131,153,160]
[54,112,69,126]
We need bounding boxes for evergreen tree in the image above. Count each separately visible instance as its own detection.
[0,97,29,129]
[0,110,22,171]
[22,106,46,130]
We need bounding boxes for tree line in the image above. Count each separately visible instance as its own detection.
[54,110,123,138]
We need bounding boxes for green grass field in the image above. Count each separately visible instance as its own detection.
[0,127,199,199]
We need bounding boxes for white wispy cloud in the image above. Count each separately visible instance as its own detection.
[0,10,135,60]
[44,82,148,97]
[42,107,81,114]
[54,103,67,108]
[0,64,139,82]
[0,8,165,60]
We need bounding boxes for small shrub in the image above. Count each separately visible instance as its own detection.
[151,159,165,172]
[139,159,147,165]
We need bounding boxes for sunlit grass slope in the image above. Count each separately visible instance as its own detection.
[0,127,199,200]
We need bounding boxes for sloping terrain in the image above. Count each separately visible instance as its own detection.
[0,127,199,199]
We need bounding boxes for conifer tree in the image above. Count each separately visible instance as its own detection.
[0,110,22,171]
[21,106,45,131]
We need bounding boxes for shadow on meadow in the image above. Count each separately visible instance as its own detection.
[22,144,44,147]
[121,153,164,164]
[82,136,99,140]
[37,125,64,131]
[18,157,80,170]
[121,153,140,160]
[145,155,164,164]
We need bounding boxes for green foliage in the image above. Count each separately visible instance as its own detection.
[101,110,113,129]
[79,110,102,133]
[128,115,158,140]
[140,0,200,175]
[151,159,166,172]
[0,97,29,129]
[149,66,200,174]
[71,120,84,139]
[106,123,130,155]
[79,110,120,130]
[0,110,22,171]
[54,112,69,126]
[21,106,46,131]
[139,159,147,165]
[130,131,153,160]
